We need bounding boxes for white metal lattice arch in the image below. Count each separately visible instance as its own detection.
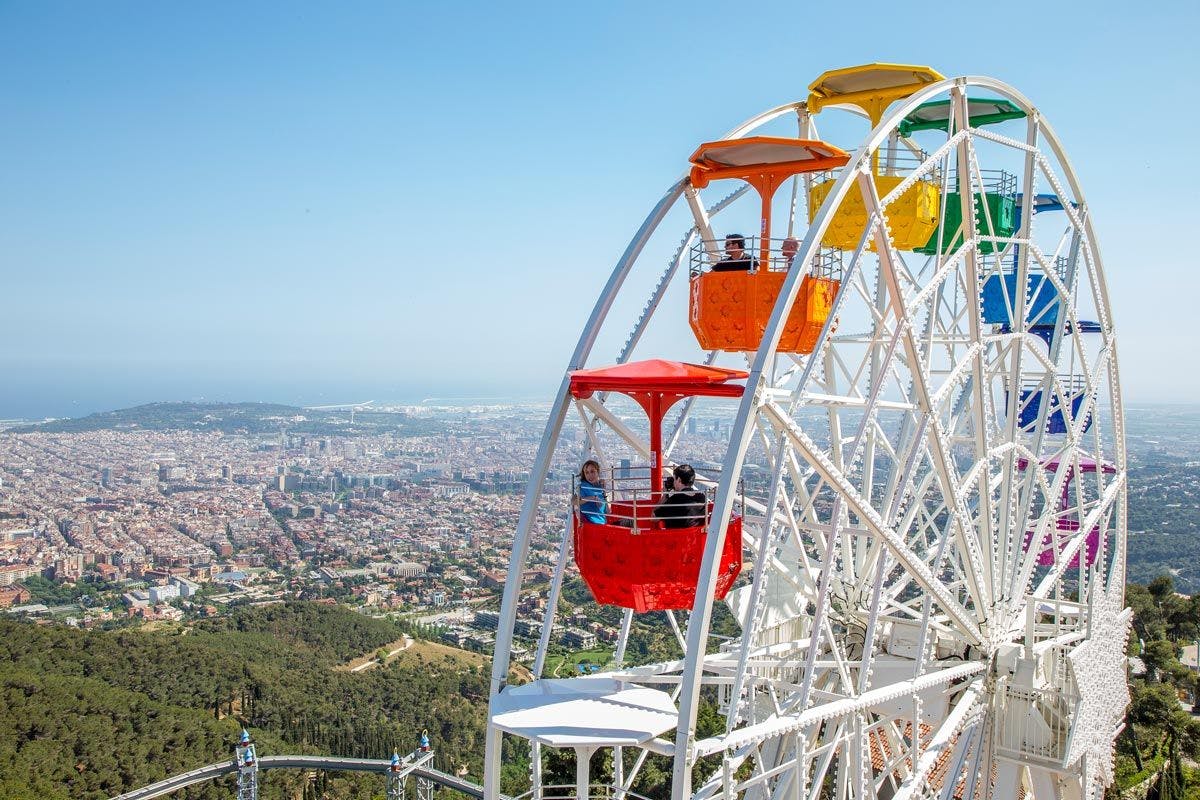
[484,72,1129,800]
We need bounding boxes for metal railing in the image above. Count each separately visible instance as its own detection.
[1024,598,1089,649]
[981,253,1071,279]
[811,150,934,184]
[940,168,1017,198]
[109,753,476,800]
[994,681,1076,765]
[688,237,843,280]
[810,159,1015,202]
[1019,375,1089,395]
[994,646,1079,766]
[511,785,655,800]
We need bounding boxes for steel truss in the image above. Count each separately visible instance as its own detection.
[235,741,258,800]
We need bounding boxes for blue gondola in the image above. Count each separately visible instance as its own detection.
[1001,319,1102,346]
[981,193,1091,330]
[1015,383,1093,435]
[981,270,1062,326]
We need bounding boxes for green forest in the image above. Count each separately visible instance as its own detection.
[0,602,491,800]
[1116,577,1200,800]
[2,591,1199,800]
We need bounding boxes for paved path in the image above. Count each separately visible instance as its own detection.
[348,635,414,672]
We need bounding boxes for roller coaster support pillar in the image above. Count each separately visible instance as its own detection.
[235,741,258,800]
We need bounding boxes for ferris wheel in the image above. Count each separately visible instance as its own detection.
[483,64,1130,800]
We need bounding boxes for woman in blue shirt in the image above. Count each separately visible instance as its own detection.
[577,459,608,524]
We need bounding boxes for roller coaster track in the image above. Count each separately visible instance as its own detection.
[110,754,488,800]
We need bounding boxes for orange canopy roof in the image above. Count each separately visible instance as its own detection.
[688,136,850,190]
[569,359,748,399]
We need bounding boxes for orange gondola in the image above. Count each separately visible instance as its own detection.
[686,137,850,353]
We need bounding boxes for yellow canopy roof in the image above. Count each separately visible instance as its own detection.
[807,63,945,124]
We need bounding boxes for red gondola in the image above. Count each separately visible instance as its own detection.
[569,360,747,612]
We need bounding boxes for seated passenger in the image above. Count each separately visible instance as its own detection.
[576,459,608,524]
[712,234,758,272]
[653,464,706,529]
[781,237,799,268]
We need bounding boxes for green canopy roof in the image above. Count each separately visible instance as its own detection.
[898,98,1026,136]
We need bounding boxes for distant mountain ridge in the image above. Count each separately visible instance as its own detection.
[7,401,311,434]
[5,401,435,436]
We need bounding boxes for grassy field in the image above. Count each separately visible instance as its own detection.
[388,639,535,682]
[543,646,615,677]
[392,638,489,668]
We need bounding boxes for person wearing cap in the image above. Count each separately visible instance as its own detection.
[712,234,758,272]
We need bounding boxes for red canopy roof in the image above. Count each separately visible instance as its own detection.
[569,359,748,399]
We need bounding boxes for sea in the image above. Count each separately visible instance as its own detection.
[0,368,548,423]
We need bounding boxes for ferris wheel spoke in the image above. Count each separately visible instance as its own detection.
[848,267,890,329]
[1029,471,1124,601]
[888,680,985,800]
[763,400,981,644]
[951,103,1004,602]
[575,397,652,462]
[860,176,994,626]
[780,448,825,535]
[929,344,985,410]
[617,179,752,366]
[727,435,820,729]
[701,660,985,763]
[663,350,721,459]
[907,251,968,330]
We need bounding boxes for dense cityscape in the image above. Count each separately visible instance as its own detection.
[1,401,1198,637]
[0,402,1198,800]
[0,400,757,661]
[0,399,1197,800]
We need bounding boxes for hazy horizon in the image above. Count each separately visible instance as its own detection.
[4,3,1198,421]
[2,366,1196,423]
[0,363,558,420]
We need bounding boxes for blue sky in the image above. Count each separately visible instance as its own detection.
[1,1,1197,417]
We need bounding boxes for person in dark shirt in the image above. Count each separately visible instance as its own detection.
[653,463,707,529]
[711,233,758,272]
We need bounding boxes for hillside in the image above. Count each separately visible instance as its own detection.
[7,401,437,437]
[0,602,492,799]
[8,402,306,434]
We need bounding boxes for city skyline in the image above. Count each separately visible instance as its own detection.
[3,1,1198,419]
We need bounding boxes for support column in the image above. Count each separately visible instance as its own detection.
[387,753,405,800]
[993,762,1022,800]
[575,747,594,800]
[235,740,258,800]
[1028,766,1061,800]
[416,773,435,800]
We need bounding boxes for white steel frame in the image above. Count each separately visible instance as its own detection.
[484,76,1128,800]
